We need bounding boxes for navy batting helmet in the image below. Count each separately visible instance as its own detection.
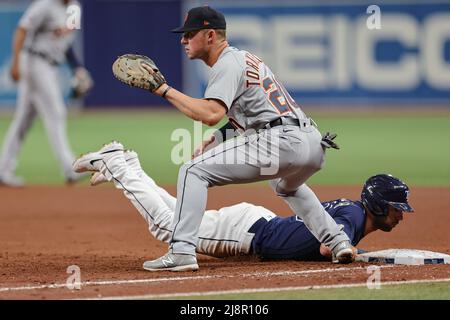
[361,174,414,216]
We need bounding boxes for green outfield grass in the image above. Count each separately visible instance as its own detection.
[166,281,450,300]
[0,110,449,186]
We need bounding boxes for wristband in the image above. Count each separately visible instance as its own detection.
[161,86,172,99]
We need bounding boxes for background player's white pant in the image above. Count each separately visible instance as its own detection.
[100,157,275,257]
[0,54,76,179]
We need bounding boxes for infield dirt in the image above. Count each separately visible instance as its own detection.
[0,185,449,299]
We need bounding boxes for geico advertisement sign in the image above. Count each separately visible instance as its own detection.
[222,12,450,92]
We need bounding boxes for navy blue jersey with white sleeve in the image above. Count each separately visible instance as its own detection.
[251,199,366,260]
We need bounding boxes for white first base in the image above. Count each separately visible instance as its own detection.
[356,249,450,265]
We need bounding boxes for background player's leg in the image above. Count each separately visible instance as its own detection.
[31,61,77,181]
[0,75,36,182]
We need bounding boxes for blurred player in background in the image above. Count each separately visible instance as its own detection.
[0,0,93,187]
[73,142,414,265]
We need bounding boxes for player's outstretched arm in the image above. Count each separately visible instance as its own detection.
[113,54,227,126]
[154,83,227,126]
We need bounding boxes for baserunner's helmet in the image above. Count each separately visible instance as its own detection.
[361,174,414,216]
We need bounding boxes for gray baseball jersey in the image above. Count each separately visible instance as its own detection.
[204,46,307,131]
[20,0,78,64]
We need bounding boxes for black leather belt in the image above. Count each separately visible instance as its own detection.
[264,117,316,129]
[26,48,59,66]
[268,117,299,128]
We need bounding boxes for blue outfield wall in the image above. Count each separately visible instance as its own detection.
[0,0,449,108]
[0,4,23,107]
[81,0,182,107]
[184,0,450,106]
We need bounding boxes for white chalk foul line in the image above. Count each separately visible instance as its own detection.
[0,265,393,293]
[100,277,450,300]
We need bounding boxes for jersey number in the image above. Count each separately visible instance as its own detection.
[262,76,298,114]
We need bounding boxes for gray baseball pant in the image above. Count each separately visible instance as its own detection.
[0,55,76,179]
[170,123,350,256]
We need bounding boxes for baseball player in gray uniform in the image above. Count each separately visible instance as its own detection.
[77,6,355,271]
[0,0,87,187]
[147,6,356,270]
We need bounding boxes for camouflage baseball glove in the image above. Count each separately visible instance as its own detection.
[112,54,166,92]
